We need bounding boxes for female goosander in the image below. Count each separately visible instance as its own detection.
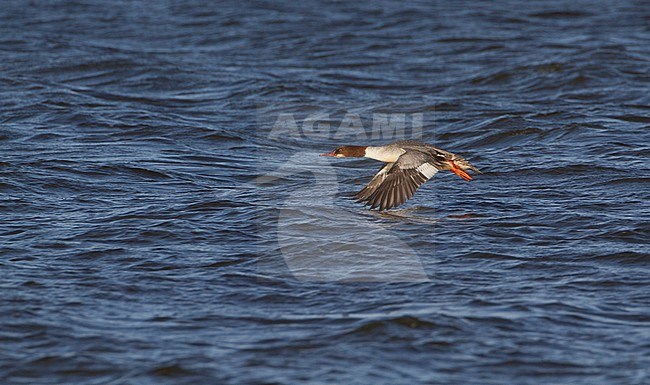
[321,140,480,211]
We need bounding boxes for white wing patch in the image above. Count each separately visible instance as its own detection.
[416,162,438,179]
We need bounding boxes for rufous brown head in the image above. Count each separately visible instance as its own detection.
[320,145,367,158]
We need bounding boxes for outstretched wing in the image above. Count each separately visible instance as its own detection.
[355,151,439,211]
[354,162,394,202]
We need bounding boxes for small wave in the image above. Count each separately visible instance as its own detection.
[347,316,444,335]
[149,363,196,377]
[529,11,594,19]
[98,165,172,180]
[606,115,650,123]
[463,252,523,261]
[587,252,649,264]
[590,177,650,187]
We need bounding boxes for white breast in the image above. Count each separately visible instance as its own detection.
[364,146,405,163]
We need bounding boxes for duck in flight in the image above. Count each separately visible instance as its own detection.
[321,140,480,211]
